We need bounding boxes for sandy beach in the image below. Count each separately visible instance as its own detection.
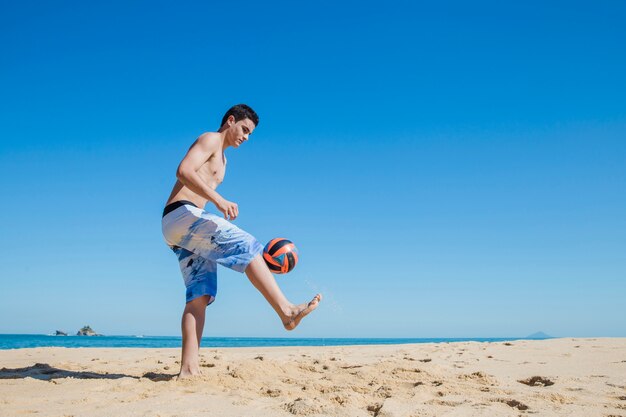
[1,338,625,416]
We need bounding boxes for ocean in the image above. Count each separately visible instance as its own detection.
[0,334,537,350]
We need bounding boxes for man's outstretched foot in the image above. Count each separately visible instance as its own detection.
[283,294,322,331]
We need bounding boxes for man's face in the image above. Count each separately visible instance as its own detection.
[228,116,256,148]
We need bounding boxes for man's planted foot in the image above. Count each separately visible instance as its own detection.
[177,365,201,380]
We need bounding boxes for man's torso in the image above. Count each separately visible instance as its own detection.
[166,143,227,208]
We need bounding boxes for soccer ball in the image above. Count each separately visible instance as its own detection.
[263,238,299,274]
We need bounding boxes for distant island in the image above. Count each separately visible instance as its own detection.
[52,326,104,336]
[76,325,103,336]
[526,331,552,339]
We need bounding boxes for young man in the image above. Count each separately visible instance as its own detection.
[161,104,322,378]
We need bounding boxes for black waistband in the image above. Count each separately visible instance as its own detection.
[162,200,198,217]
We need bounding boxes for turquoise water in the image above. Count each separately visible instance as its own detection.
[0,334,537,350]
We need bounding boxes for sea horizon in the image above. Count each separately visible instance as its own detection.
[0,333,554,350]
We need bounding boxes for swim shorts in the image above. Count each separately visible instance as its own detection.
[161,200,264,305]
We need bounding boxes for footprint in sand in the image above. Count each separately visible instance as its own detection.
[366,403,383,416]
[284,398,321,415]
[260,387,281,397]
[496,399,529,410]
[375,385,392,398]
[518,376,555,387]
[330,395,348,406]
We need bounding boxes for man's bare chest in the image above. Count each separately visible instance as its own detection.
[197,154,227,186]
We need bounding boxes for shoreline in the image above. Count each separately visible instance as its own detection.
[2,338,625,416]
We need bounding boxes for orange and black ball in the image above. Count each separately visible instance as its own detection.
[263,238,298,274]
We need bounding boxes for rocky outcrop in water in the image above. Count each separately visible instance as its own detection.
[76,325,103,336]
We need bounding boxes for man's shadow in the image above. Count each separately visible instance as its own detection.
[0,363,176,382]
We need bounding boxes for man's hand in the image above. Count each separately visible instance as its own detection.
[216,197,239,220]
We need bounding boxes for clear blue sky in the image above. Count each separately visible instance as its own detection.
[1,1,625,338]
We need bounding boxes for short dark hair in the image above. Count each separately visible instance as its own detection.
[220,104,259,128]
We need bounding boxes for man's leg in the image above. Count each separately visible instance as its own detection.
[245,255,322,330]
[179,295,210,378]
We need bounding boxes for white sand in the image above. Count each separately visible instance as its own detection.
[1,338,625,416]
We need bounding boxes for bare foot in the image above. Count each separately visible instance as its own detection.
[283,294,322,331]
[177,366,201,380]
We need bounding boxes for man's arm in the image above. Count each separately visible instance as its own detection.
[176,133,239,220]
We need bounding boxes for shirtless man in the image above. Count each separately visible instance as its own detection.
[161,104,322,378]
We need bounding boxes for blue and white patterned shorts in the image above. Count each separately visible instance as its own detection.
[161,201,263,305]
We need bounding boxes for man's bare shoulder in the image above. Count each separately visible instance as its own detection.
[195,132,222,148]
[188,132,223,160]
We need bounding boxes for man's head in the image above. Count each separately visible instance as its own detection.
[220,104,259,148]
[220,104,259,129]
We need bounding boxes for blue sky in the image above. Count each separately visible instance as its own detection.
[1,1,625,338]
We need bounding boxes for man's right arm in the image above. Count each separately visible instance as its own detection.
[176,133,239,220]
